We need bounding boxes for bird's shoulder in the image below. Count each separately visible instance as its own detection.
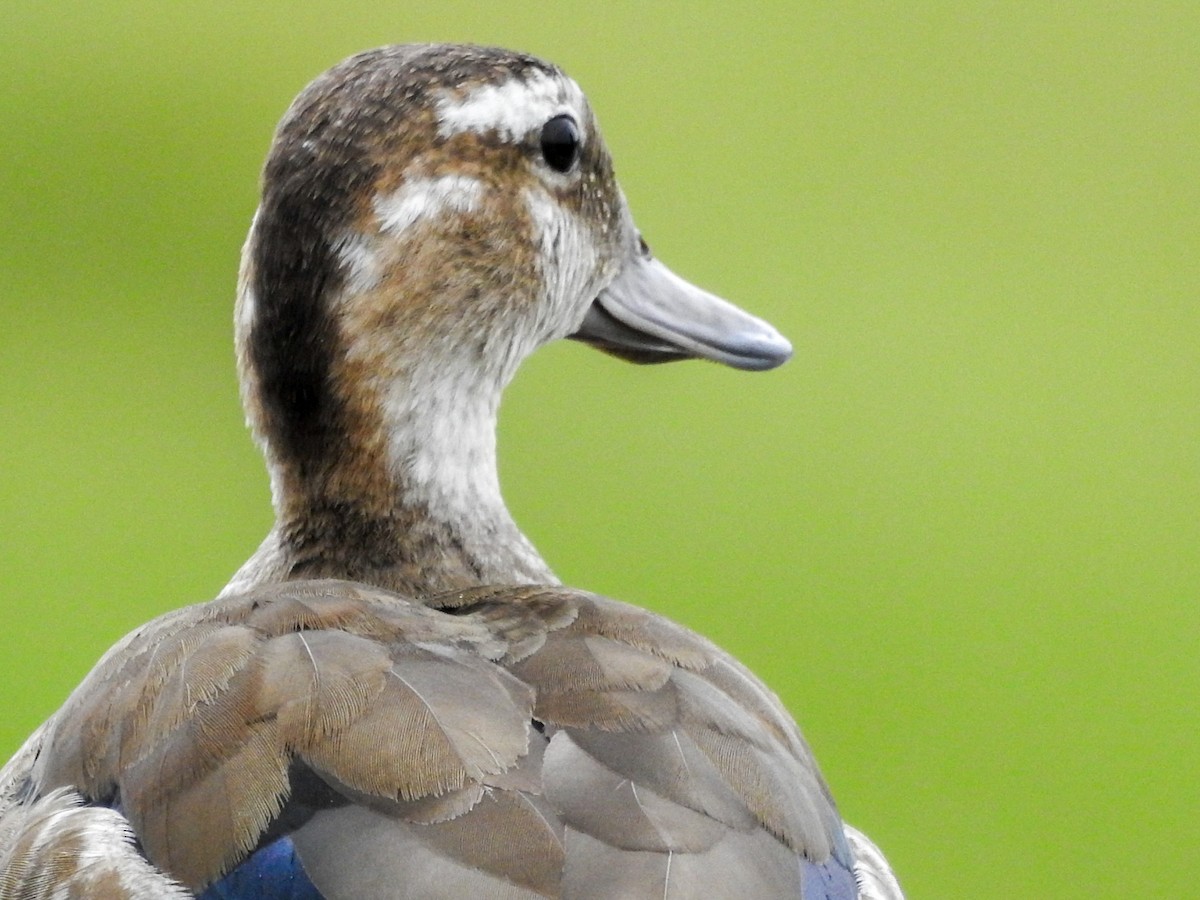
[13,579,855,898]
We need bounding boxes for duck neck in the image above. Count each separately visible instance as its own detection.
[235,334,556,599]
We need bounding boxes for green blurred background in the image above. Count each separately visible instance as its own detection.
[2,2,1197,896]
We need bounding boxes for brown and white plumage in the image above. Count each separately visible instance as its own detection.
[0,44,901,898]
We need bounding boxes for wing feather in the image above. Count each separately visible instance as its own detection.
[7,582,879,896]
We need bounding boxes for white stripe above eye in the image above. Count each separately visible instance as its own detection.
[436,70,585,141]
[373,174,485,236]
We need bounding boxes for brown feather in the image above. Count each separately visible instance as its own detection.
[700,656,815,761]
[534,684,680,732]
[511,634,673,694]
[9,579,856,894]
[137,626,261,758]
[291,797,563,899]
[301,644,531,800]
[561,826,804,899]
[126,721,288,890]
[259,630,393,746]
[542,731,726,853]
[569,595,714,670]
[686,727,835,859]
[557,729,757,831]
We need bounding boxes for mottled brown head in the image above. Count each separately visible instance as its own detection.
[229,45,791,590]
[238,45,631,485]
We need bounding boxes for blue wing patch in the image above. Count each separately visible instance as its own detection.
[198,836,324,900]
[802,857,860,900]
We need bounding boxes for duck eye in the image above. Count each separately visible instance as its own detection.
[540,115,580,173]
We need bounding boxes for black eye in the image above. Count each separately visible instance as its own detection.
[540,115,580,173]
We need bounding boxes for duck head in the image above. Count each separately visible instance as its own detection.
[231,44,791,595]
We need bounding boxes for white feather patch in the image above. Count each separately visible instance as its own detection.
[436,70,585,141]
[373,174,485,236]
[336,231,385,296]
[335,175,486,298]
[524,185,603,338]
[234,208,261,336]
[845,824,906,900]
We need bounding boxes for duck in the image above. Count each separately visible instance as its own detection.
[0,44,902,899]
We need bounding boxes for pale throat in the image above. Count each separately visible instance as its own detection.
[382,356,509,527]
[349,336,554,585]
